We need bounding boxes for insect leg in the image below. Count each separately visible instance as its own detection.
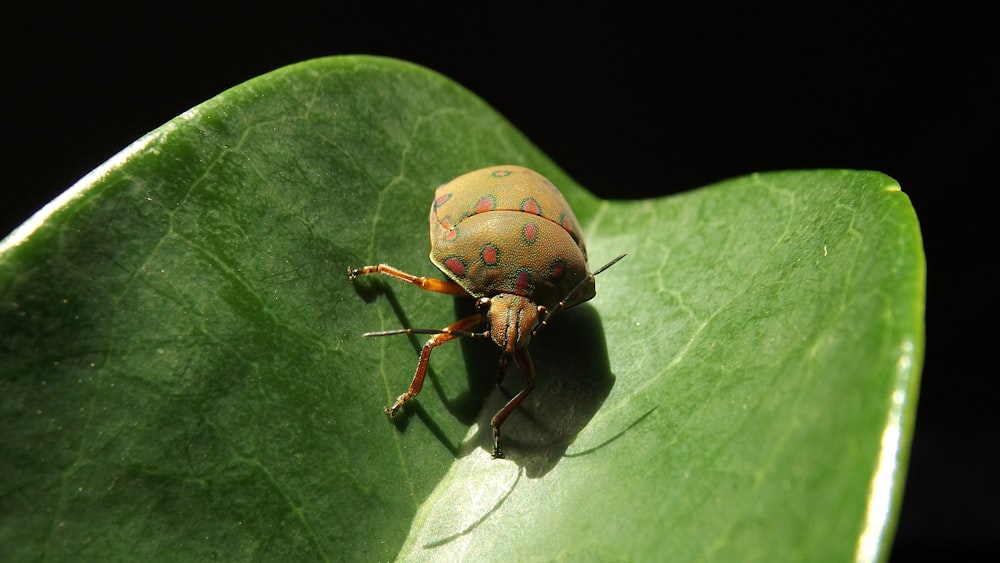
[348,264,467,295]
[496,353,510,387]
[490,347,535,459]
[385,313,484,418]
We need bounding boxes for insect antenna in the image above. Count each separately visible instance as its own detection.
[534,252,627,335]
[363,327,490,339]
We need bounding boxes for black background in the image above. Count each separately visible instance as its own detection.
[4,3,996,560]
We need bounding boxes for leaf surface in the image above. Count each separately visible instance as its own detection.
[0,56,924,562]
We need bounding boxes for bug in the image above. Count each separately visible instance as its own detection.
[348,165,625,458]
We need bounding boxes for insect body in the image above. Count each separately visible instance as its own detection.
[349,165,624,458]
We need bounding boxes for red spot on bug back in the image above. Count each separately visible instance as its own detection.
[549,260,567,280]
[445,257,467,277]
[444,228,458,241]
[520,198,541,215]
[434,193,452,208]
[561,215,574,235]
[515,270,530,295]
[522,222,538,244]
[481,244,500,265]
[475,195,495,214]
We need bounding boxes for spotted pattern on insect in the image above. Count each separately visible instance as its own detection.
[560,215,575,236]
[443,256,466,277]
[520,198,542,215]
[348,164,626,458]
[481,243,500,266]
[549,259,567,281]
[522,222,538,245]
[429,166,590,310]
[475,195,496,214]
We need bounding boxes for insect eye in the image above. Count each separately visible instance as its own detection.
[476,297,491,312]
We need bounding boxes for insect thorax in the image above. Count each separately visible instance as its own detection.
[484,293,542,353]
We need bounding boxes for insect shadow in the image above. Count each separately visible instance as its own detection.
[350,276,482,449]
[351,276,616,477]
[452,297,617,478]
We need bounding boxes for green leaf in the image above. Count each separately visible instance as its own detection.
[0,56,924,562]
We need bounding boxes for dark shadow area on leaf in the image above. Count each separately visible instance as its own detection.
[349,276,417,337]
[349,275,480,454]
[395,402,462,457]
[448,296,503,421]
[345,268,385,304]
[461,303,616,478]
[349,276,617,473]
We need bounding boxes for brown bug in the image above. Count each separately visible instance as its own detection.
[349,165,624,458]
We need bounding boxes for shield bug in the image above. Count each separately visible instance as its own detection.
[348,165,625,458]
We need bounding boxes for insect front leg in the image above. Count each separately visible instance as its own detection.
[490,347,535,459]
[384,313,485,418]
[348,264,467,296]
